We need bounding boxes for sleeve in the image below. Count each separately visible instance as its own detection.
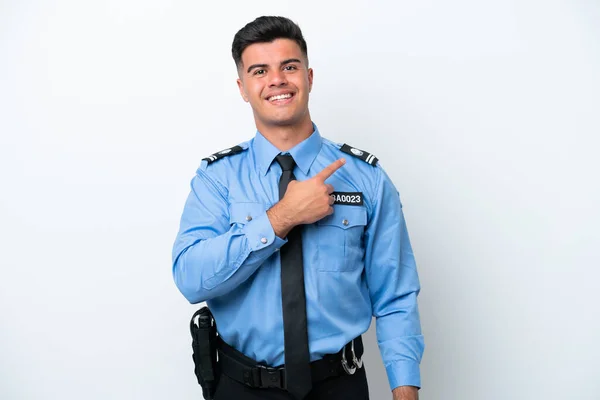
[172,168,286,303]
[364,166,425,390]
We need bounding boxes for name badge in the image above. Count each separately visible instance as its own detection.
[331,192,363,206]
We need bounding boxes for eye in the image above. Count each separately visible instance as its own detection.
[284,65,298,71]
[253,69,266,76]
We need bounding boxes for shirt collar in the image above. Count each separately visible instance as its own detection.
[253,124,323,176]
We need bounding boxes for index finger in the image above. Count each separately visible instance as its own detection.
[315,158,346,181]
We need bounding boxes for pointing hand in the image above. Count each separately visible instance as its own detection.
[267,158,346,238]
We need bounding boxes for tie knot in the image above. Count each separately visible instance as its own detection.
[276,154,296,172]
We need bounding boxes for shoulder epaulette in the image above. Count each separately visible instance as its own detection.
[339,144,378,166]
[202,145,245,165]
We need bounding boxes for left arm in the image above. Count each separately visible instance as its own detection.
[364,166,425,396]
[392,385,419,400]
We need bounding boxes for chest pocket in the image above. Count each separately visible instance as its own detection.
[316,205,367,271]
[229,202,266,226]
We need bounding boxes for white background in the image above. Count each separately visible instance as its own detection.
[1,1,599,399]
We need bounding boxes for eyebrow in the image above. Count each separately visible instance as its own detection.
[246,58,302,73]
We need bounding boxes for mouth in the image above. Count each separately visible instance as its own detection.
[266,92,295,104]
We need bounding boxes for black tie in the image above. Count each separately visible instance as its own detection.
[275,154,312,400]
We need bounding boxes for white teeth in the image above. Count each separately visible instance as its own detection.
[269,93,292,101]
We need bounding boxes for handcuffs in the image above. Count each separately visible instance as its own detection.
[341,338,363,375]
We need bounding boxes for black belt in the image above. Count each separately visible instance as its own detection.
[217,336,364,390]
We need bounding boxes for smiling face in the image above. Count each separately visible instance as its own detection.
[236,39,313,132]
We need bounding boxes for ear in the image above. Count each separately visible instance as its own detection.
[237,78,249,102]
[308,68,314,93]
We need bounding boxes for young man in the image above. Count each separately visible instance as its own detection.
[173,16,424,400]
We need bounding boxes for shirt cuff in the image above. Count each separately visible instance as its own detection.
[242,211,287,251]
[386,359,421,391]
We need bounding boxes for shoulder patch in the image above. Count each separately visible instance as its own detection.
[202,145,245,165]
[339,144,378,166]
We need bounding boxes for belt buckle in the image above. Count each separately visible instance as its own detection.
[257,365,285,389]
[341,339,362,375]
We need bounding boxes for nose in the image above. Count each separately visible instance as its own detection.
[268,69,288,87]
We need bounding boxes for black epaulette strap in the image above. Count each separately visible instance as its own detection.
[340,144,378,166]
[202,145,245,165]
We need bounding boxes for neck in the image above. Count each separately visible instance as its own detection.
[256,115,314,152]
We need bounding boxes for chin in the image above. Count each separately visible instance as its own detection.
[264,114,301,127]
[270,118,297,127]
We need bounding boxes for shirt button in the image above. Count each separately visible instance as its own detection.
[261,237,268,244]
[342,219,349,226]
[246,215,253,221]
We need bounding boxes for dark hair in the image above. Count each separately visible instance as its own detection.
[232,16,308,69]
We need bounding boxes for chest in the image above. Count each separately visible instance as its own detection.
[225,168,369,272]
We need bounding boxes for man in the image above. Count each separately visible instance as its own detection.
[173,16,424,400]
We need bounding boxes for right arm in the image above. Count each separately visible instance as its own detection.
[172,169,285,303]
[172,158,347,303]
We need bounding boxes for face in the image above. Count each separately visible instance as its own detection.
[237,39,313,131]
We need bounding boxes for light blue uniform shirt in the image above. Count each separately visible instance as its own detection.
[172,126,424,390]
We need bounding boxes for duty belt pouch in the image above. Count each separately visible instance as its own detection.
[190,306,219,400]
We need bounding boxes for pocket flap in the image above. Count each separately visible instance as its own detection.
[229,202,266,224]
[317,205,367,229]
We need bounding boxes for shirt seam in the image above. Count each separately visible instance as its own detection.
[384,358,420,365]
[365,166,382,226]
[378,334,424,345]
[197,168,229,202]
